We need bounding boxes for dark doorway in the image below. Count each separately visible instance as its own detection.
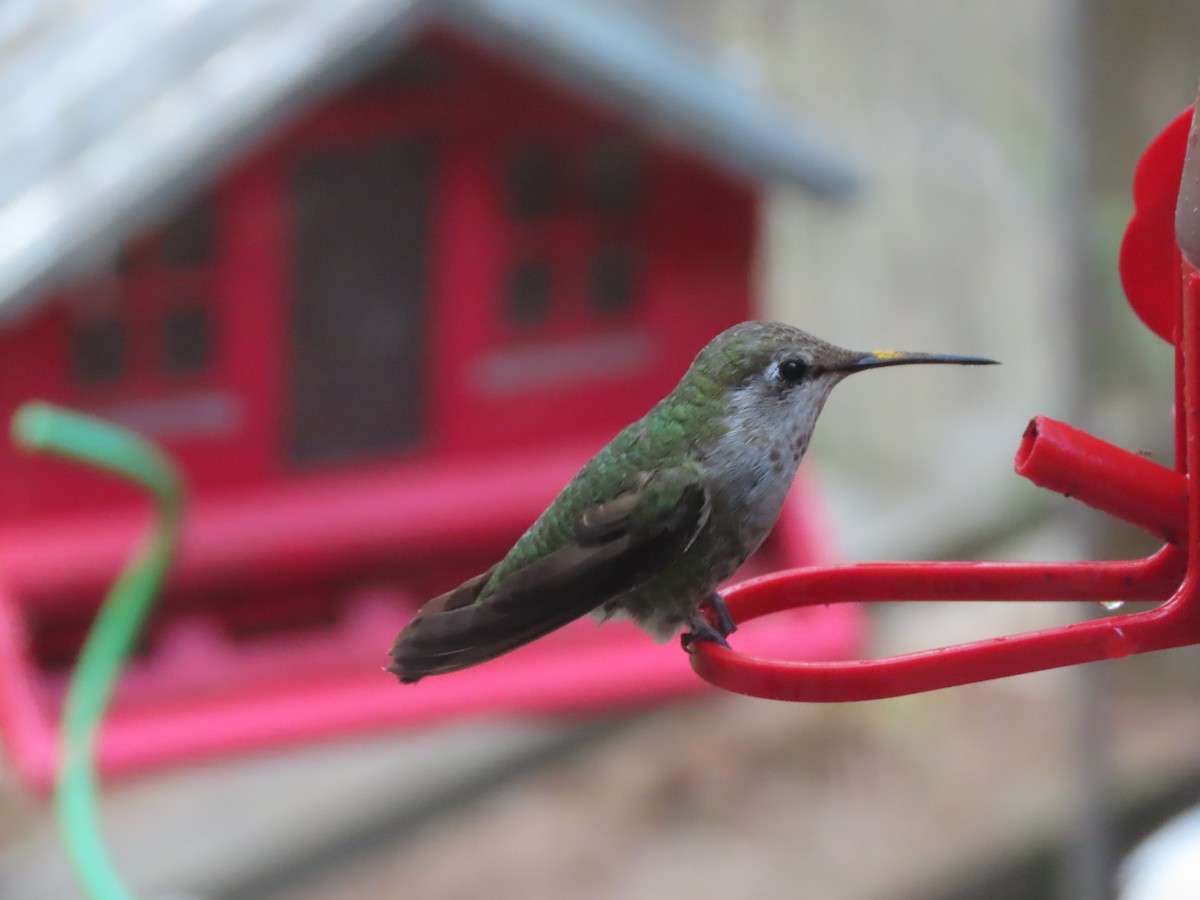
[287,139,431,466]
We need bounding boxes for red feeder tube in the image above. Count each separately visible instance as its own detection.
[1016,415,1187,545]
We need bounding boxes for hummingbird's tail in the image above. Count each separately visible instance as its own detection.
[386,561,608,683]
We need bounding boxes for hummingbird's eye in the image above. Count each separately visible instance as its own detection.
[777,357,811,384]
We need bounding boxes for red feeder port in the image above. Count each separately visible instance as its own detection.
[692,102,1200,702]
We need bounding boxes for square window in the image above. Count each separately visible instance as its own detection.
[163,305,213,374]
[71,318,125,386]
[591,246,638,315]
[507,260,551,325]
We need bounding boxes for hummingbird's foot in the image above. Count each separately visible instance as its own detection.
[707,593,737,637]
[681,617,732,651]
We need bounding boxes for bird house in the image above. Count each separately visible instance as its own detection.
[0,0,860,785]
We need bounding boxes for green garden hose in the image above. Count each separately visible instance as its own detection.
[12,402,184,900]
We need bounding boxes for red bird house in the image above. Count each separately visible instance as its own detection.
[0,3,861,784]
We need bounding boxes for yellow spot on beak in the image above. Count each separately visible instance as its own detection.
[870,350,905,361]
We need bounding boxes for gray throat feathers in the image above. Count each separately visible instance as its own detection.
[703,384,818,552]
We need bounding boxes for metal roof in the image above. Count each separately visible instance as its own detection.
[0,0,857,319]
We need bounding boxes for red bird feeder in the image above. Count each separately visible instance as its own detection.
[693,103,1200,701]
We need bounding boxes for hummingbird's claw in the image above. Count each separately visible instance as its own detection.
[708,593,737,637]
[681,618,732,652]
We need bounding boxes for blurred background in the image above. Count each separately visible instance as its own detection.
[2,0,1200,898]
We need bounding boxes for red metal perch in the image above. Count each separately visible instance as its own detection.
[692,102,1200,702]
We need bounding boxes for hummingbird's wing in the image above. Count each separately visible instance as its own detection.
[387,467,709,683]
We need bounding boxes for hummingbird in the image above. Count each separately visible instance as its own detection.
[388,321,995,683]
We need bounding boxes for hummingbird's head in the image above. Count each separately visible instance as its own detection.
[694,321,996,444]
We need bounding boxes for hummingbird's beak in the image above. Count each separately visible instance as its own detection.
[839,350,999,372]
